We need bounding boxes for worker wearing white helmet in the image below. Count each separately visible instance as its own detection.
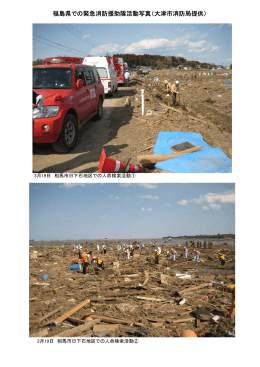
[183,246,188,258]
[169,248,177,261]
[170,80,179,106]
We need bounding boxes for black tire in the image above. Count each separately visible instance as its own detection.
[115,85,118,92]
[51,114,78,153]
[94,97,103,120]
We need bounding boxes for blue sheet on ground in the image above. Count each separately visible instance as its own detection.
[153,132,232,173]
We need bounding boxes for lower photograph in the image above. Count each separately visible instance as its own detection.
[29,183,235,338]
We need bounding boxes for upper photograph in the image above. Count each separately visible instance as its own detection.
[32,23,232,174]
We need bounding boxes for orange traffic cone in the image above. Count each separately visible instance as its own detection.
[99,149,145,173]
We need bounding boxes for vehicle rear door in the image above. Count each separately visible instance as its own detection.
[84,67,98,112]
[74,67,91,121]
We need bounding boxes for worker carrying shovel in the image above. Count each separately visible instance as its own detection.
[171,80,179,106]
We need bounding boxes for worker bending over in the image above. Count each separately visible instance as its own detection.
[219,253,226,268]
[96,259,105,270]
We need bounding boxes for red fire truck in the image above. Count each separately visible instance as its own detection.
[110,57,125,85]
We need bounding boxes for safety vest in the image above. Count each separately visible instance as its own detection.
[184,248,187,252]
[82,254,87,263]
[195,251,199,255]
[166,251,169,255]
[219,254,225,260]
[97,259,103,265]
[156,252,159,258]
[171,250,175,254]
[104,247,107,250]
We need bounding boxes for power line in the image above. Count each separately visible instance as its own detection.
[68,25,101,49]
[33,38,84,57]
[34,34,87,56]
[61,24,107,55]
[67,24,109,55]
[60,24,92,52]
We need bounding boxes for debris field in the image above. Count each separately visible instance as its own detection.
[29,239,235,338]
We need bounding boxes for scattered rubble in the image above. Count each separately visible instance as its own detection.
[29,239,235,338]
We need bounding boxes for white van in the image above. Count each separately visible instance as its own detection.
[82,57,118,97]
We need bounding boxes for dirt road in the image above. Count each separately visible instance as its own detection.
[33,88,135,173]
[33,70,232,173]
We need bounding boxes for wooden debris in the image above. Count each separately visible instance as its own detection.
[54,319,101,337]
[55,299,90,323]
[180,283,213,295]
[29,306,63,325]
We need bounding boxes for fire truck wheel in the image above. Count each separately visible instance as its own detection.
[51,114,78,153]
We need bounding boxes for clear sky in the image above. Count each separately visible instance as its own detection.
[33,23,232,66]
[29,183,235,240]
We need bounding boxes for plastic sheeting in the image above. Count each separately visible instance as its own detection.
[153,132,232,173]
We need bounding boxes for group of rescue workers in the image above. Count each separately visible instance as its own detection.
[71,243,234,320]
[73,243,228,270]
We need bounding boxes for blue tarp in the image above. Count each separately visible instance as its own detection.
[153,132,232,173]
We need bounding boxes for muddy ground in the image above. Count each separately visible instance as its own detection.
[33,69,232,173]
[29,238,235,338]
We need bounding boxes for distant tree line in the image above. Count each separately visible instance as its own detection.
[113,53,214,69]
[163,234,235,239]
[33,54,217,69]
